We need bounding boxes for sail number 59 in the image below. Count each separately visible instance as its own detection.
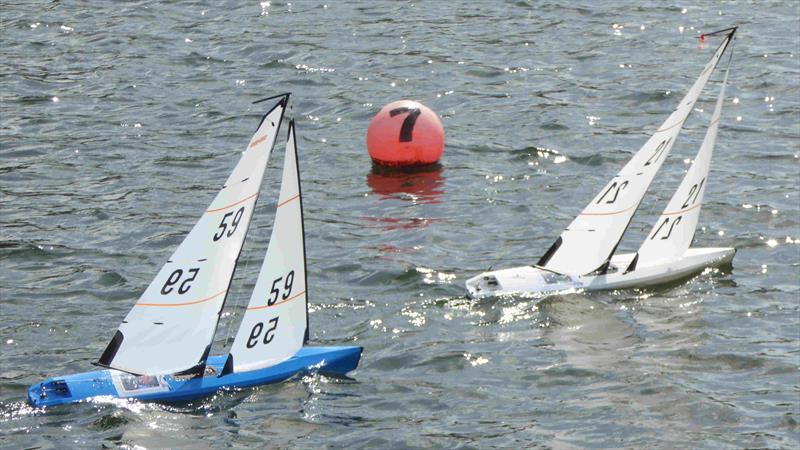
[268,270,295,306]
[213,207,245,242]
[161,268,200,295]
[247,317,279,348]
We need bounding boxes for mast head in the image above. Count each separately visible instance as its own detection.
[252,92,291,106]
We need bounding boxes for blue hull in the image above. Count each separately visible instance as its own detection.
[28,346,362,408]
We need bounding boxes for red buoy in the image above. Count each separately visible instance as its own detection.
[366,100,444,166]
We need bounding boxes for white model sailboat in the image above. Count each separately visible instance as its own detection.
[29,95,362,407]
[467,27,737,299]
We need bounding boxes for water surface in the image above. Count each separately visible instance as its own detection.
[1,1,798,448]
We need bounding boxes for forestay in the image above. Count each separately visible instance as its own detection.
[98,97,288,376]
[538,33,735,276]
[224,121,308,375]
[634,55,731,267]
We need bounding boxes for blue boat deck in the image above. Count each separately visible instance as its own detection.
[28,346,362,408]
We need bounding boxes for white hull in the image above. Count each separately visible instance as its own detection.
[465,247,735,299]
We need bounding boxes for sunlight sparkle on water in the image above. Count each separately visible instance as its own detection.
[464,352,489,366]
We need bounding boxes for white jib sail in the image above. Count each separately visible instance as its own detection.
[538,33,734,276]
[225,121,308,374]
[635,60,730,266]
[98,97,288,376]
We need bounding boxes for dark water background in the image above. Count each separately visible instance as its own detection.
[2,1,799,448]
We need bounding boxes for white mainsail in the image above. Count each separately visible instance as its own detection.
[223,121,308,375]
[538,32,735,276]
[98,96,289,376]
[632,57,731,268]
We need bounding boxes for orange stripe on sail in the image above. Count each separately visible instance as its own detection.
[247,290,306,311]
[136,288,227,307]
[206,192,258,213]
[580,203,638,216]
[656,116,687,133]
[661,202,702,216]
[249,134,268,149]
[277,194,300,208]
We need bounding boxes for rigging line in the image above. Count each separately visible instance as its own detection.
[222,249,250,349]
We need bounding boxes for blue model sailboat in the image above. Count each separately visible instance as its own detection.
[28,95,361,407]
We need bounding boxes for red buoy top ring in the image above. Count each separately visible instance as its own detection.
[366,100,445,166]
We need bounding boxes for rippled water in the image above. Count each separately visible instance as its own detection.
[2,1,799,448]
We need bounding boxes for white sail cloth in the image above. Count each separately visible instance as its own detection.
[539,34,734,276]
[636,59,731,265]
[98,98,288,376]
[225,122,308,374]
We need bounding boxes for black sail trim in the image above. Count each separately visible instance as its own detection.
[251,94,290,132]
[537,236,562,267]
[290,120,311,345]
[96,330,124,367]
[624,253,639,274]
[173,344,212,377]
[220,354,234,376]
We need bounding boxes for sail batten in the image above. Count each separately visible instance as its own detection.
[539,31,735,276]
[97,97,289,376]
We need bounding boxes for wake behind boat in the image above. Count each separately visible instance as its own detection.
[467,27,738,299]
[28,95,361,408]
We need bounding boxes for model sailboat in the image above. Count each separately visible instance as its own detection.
[467,27,738,299]
[28,95,362,407]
